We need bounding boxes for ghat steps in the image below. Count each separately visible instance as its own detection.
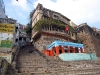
[6,46,100,75]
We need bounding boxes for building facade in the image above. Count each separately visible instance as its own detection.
[31,4,77,51]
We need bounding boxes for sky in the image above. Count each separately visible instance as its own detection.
[3,0,100,29]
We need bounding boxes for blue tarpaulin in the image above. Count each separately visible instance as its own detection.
[47,40,84,50]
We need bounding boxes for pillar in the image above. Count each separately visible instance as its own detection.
[55,46,59,56]
[44,50,50,56]
[73,47,75,53]
[44,50,46,55]
[67,46,70,53]
[62,46,65,53]
[78,48,81,53]
[80,48,84,53]
[50,49,54,56]
[48,51,50,56]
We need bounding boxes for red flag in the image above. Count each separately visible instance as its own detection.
[65,26,68,31]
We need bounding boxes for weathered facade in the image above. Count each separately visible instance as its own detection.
[77,23,100,57]
[31,4,77,51]
[31,4,70,28]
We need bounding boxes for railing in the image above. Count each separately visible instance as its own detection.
[42,29,71,38]
[32,29,76,41]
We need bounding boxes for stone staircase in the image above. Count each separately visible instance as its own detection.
[6,45,100,75]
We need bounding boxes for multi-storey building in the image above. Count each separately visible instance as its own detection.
[31,4,77,51]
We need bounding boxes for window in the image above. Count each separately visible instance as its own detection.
[54,15,59,19]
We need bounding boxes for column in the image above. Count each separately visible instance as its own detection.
[78,48,81,53]
[73,47,75,53]
[55,46,59,56]
[80,48,84,53]
[44,50,47,55]
[67,46,70,53]
[48,51,50,56]
[50,49,54,56]
[62,46,65,53]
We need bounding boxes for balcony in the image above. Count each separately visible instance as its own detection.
[42,29,70,37]
[32,29,76,41]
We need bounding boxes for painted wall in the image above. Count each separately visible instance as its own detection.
[58,53,97,61]
[0,23,15,51]
[0,52,12,63]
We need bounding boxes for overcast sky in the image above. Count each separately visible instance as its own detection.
[3,0,100,29]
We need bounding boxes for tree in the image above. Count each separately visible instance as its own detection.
[33,18,66,31]
[25,10,34,38]
[25,22,32,38]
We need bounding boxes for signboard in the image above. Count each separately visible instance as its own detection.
[0,28,14,34]
[0,23,14,49]
[0,40,12,48]
[0,23,14,34]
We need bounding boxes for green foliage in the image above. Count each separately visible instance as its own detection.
[25,10,34,38]
[33,18,67,31]
[25,23,32,38]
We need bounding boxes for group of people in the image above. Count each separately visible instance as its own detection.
[15,39,31,49]
[19,40,26,49]
[14,39,34,54]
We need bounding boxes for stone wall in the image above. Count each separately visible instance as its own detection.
[77,24,100,57]
[34,33,74,51]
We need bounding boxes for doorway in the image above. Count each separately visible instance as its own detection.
[59,49,62,54]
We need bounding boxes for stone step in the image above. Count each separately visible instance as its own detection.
[16,63,48,66]
[18,60,44,61]
[12,45,100,75]
[15,67,100,75]
[17,57,45,59]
